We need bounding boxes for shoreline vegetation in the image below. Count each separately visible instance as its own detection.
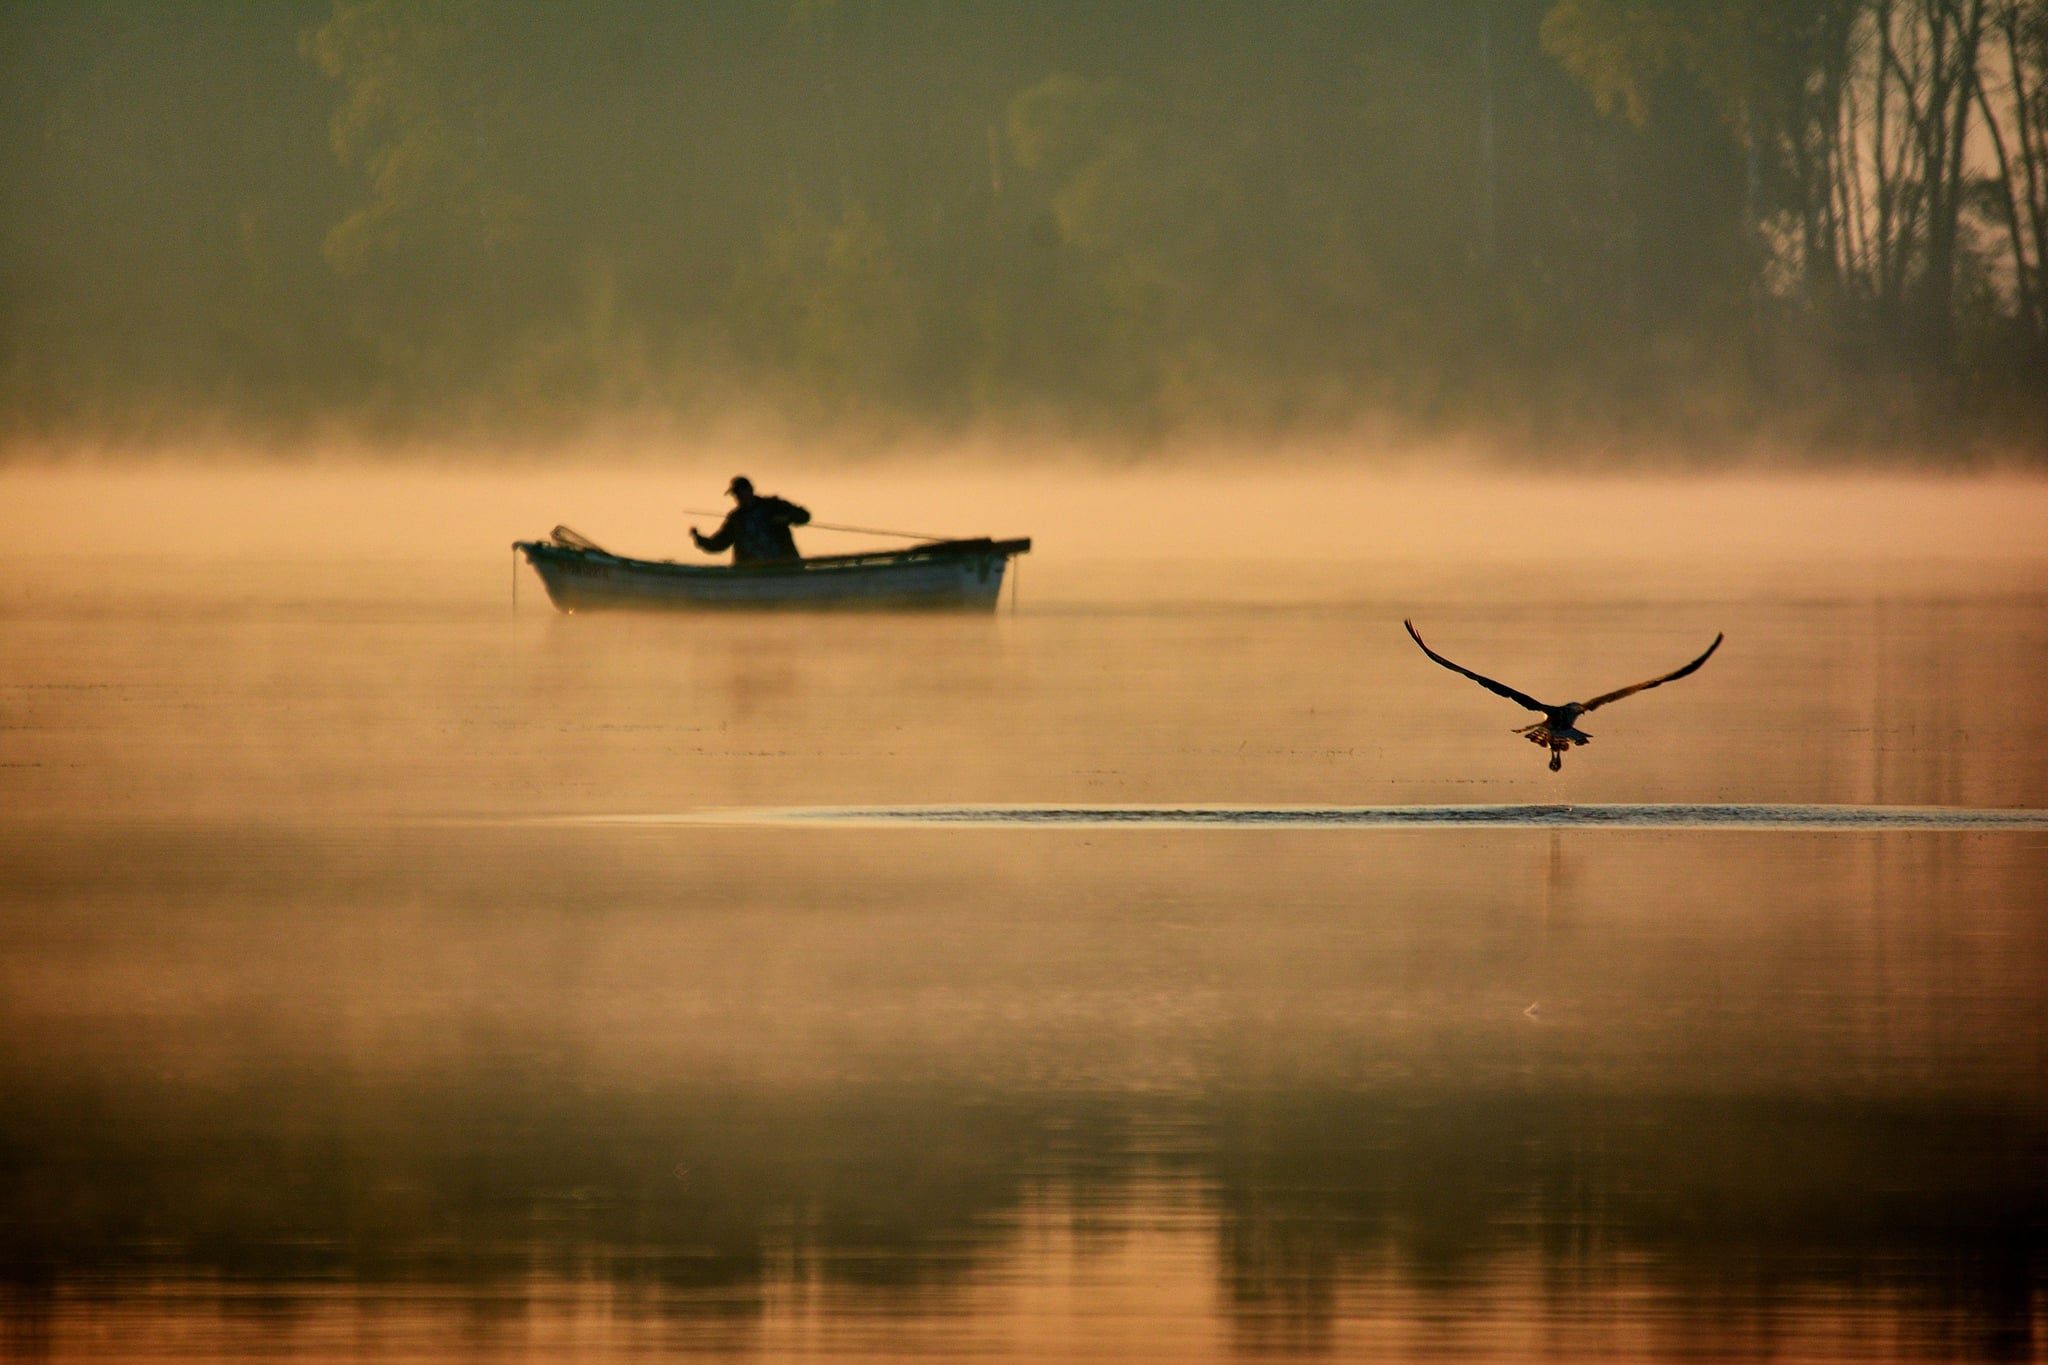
[3,2,2046,461]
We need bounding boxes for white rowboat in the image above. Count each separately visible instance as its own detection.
[514,533,1031,613]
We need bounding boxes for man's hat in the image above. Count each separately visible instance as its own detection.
[726,475,753,497]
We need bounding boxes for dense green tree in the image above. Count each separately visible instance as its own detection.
[0,0,2038,453]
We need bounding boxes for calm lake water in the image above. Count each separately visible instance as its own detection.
[2,469,2045,1361]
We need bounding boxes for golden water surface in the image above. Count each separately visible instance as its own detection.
[2,466,2045,1361]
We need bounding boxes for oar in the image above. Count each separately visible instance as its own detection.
[679,509,952,542]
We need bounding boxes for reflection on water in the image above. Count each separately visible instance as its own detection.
[3,825,2045,1360]
[2,478,2046,1361]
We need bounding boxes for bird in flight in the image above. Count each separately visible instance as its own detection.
[1403,620,1724,771]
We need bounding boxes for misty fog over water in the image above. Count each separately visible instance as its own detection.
[2,464,2045,1360]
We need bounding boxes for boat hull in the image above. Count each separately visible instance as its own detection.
[515,538,1029,613]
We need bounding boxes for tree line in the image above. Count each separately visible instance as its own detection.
[1,0,2042,456]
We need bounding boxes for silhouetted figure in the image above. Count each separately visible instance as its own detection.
[691,476,810,564]
[1404,619,1724,772]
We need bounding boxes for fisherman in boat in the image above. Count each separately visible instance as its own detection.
[690,476,811,564]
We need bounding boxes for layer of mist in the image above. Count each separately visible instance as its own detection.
[3,461,2045,1359]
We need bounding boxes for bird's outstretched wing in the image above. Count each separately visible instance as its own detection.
[1403,620,1548,713]
[1582,633,1723,711]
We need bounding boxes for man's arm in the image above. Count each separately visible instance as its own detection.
[692,510,740,553]
[766,497,809,526]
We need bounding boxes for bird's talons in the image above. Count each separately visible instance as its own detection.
[1549,750,1563,772]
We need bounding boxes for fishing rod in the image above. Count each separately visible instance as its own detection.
[678,509,952,542]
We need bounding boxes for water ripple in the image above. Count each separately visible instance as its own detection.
[568,804,2048,831]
